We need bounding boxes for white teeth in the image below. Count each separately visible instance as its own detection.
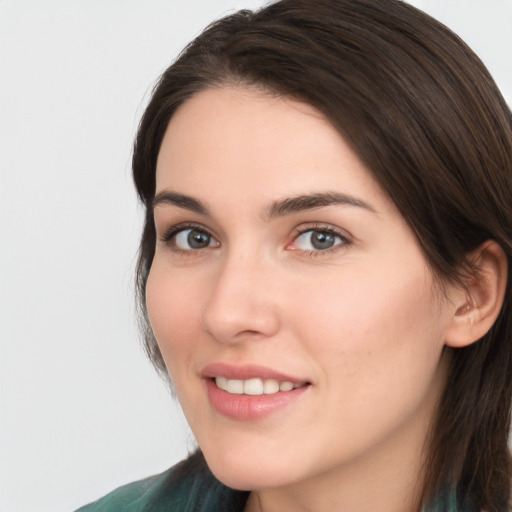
[263,379,280,394]
[215,377,304,396]
[216,376,228,391]
[279,381,294,392]
[226,379,244,394]
[244,378,264,395]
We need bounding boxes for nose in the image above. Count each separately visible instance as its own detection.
[201,252,281,344]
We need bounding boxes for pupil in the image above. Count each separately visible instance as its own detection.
[311,231,334,250]
[188,230,210,248]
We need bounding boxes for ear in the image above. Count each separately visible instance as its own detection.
[444,240,508,348]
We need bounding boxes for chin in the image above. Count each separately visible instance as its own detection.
[203,446,300,491]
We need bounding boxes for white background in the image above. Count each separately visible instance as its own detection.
[1,1,510,511]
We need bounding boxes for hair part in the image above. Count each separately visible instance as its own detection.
[132,1,512,509]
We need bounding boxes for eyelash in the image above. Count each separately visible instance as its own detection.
[158,222,351,256]
[159,223,216,253]
[290,224,350,256]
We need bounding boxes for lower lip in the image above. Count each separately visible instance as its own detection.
[205,379,309,420]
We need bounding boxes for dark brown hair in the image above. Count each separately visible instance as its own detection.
[132,0,512,509]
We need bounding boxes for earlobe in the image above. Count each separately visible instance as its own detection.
[444,241,508,348]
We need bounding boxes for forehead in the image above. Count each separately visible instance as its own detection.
[155,86,391,213]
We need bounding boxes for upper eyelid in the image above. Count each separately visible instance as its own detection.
[292,223,352,240]
[295,225,344,234]
[158,222,216,243]
[294,228,348,241]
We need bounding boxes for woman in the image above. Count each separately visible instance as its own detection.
[78,0,512,510]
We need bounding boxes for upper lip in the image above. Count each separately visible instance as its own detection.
[201,363,308,384]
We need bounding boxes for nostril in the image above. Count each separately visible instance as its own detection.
[237,329,264,337]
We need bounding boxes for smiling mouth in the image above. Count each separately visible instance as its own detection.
[214,377,309,396]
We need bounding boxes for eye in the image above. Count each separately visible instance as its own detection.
[289,227,348,253]
[163,226,219,251]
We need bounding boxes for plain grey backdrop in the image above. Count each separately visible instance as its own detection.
[1,1,511,511]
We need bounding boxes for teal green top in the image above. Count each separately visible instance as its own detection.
[76,454,470,512]
[76,455,249,512]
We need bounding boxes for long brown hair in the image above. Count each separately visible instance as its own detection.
[132,1,512,509]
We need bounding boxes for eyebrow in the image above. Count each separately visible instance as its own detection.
[152,191,209,215]
[264,191,377,219]
[152,190,376,218]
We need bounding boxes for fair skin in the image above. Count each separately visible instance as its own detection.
[146,87,493,512]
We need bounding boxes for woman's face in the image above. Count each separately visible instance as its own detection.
[146,87,456,493]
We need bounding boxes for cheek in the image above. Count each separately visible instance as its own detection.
[283,262,448,461]
[289,260,446,388]
[145,263,205,371]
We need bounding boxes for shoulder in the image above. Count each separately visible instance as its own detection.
[75,465,181,512]
[75,452,249,512]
